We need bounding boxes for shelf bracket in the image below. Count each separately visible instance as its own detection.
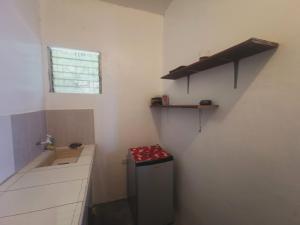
[234,60,239,89]
[187,75,190,94]
[198,109,202,133]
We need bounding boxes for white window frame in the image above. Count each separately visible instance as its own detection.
[48,46,102,94]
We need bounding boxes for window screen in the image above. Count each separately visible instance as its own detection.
[49,47,101,94]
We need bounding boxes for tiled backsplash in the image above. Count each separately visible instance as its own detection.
[11,111,47,171]
[0,116,15,183]
[0,109,95,183]
[46,109,95,147]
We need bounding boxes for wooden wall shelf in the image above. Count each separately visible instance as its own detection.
[162,38,279,89]
[151,104,219,132]
[150,104,219,109]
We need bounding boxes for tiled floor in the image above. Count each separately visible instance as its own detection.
[91,199,133,225]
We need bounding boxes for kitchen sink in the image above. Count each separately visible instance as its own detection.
[37,147,83,167]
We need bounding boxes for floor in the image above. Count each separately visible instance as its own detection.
[91,199,133,225]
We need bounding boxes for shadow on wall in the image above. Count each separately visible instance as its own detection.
[14,0,41,40]
[152,50,277,140]
[150,49,278,221]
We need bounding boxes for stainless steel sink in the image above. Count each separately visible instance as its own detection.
[37,147,83,167]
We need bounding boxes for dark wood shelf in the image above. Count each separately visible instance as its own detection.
[151,104,219,109]
[151,104,219,132]
[162,38,279,84]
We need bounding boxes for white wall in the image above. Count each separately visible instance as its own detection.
[0,0,43,116]
[161,0,300,225]
[40,0,163,203]
[0,0,43,183]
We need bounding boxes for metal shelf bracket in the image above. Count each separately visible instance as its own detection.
[187,75,190,94]
[198,109,203,133]
[234,60,240,89]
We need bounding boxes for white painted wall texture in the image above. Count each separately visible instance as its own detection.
[161,0,300,225]
[40,0,163,203]
[2,1,300,224]
[0,0,43,183]
[0,0,43,116]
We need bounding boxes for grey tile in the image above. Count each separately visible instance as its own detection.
[10,109,93,172]
[11,113,31,171]
[46,109,95,147]
[28,111,46,160]
[11,111,46,171]
[0,116,15,183]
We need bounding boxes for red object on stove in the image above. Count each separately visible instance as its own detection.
[129,145,172,164]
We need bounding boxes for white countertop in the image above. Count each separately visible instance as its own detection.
[0,145,95,225]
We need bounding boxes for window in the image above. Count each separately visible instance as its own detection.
[48,47,101,94]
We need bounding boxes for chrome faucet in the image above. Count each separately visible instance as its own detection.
[36,134,55,149]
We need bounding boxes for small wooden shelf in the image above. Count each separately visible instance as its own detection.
[151,104,219,132]
[162,38,279,89]
[151,104,219,109]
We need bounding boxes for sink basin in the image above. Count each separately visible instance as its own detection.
[37,147,83,167]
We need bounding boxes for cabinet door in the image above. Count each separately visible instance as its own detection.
[137,161,174,225]
[127,154,137,223]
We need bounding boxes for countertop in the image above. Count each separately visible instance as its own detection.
[0,145,95,225]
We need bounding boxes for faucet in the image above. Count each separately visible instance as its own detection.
[36,134,55,150]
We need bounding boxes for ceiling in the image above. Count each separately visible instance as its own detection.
[100,0,173,15]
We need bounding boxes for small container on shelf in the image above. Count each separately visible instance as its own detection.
[199,100,212,106]
[150,97,163,106]
[162,95,170,106]
[199,56,210,61]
